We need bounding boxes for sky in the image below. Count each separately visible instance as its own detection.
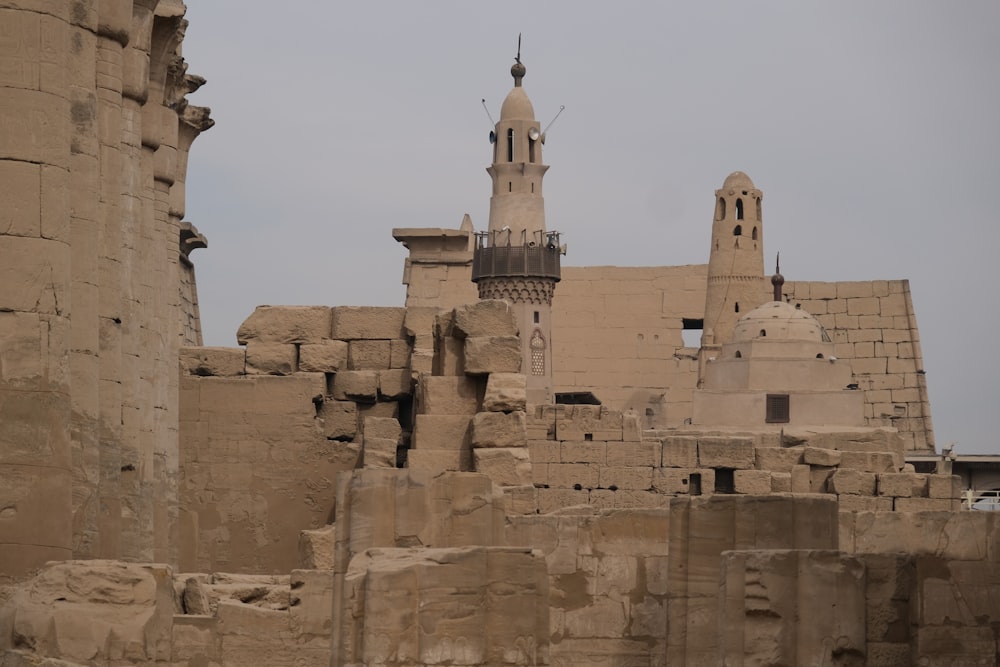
[179,2,1000,454]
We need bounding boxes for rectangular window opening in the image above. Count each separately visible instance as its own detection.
[766,394,790,423]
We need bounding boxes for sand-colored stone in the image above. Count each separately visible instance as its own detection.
[237,305,332,345]
[471,410,528,448]
[482,372,527,413]
[180,346,245,376]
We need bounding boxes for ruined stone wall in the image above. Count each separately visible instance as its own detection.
[0,0,210,579]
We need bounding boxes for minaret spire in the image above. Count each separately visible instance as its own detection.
[771,253,785,302]
[471,51,564,405]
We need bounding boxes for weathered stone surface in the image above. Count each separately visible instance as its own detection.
[802,446,842,467]
[180,346,245,376]
[471,410,527,448]
[330,306,406,340]
[412,414,471,451]
[474,447,532,486]
[451,300,519,338]
[698,437,754,469]
[299,524,335,569]
[237,305,332,344]
[754,446,804,472]
[878,472,916,498]
[662,436,698,468]
[317,399,358,441]
[733,469,771,494]
[482,372,527,413]
[464,335,522,374]
[298,339,349,372]
[331,370,378,401]
[245,341,297,375]
[418,374,481,414]
[377,368,412,399]
[830,469,877,496]
[348,339,391,370]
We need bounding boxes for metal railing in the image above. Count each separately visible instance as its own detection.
[963,489,1000,510]
[472,232,562,281]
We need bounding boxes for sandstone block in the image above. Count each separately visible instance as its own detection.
[331,370,378,401]
[606,440,659,467]
[837,495,880,512]
[770,472,792,492]
[537,487,589,513]
[791,464,811,493]
[412,414,470,451]
[363,437,398,468]
[405,448,470,471]
[452,300,518,338]
[829,469,877,496]
[893,497,953,512]
[599,466,653,491]
[364,417,401,442]
[298,339,348,372]
[417,374,480,414]
[803,446,842,467]
[810,466,835,493]
[298,524,335,569]
[464,335,521,374]
[245,341,296,375]
[482,372,527,412]
[348,339,391,370]
[237,305,332,344]
[661,436,698,468]
[377,369,412,399]
[179,346,245,376]
[653,468,710,495]
[389,339,411,368]
[547,463,599,490]
[360,402,400,421]
[878,473,915,498]
[734,469,771,494]
[755,446,804,472]
[471,410,527,448]
[317,399,357,441]
[474,447,532,486]
[330,306,406,340]
[561,440,607,464]
[698,437,754,469]
[927,474,961,500]
[838,451,897,473]
[503,485,537,515]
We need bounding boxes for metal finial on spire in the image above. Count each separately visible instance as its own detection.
[511,33,526,85]
[771,252,785,302]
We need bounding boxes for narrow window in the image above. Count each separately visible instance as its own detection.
[531,182,534,193]
[756,197,762,220]
[759,329,766,337]
[734,350,742,358]
[528,138,536,163]
[533,311,540,324]
[530,330,546,376]
[717,197,726,220]
[766,394,790,423]
[736,198,744,220]
[682,318,704,348]
[733,225,742,236]
[715,469,735,494]
[735,302,739,313]
[506,129,513,162]
[752,227,758,240]
[508,181,512,192]
[689,473,702,496]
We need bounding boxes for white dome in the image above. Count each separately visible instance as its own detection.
[732,301,830,343]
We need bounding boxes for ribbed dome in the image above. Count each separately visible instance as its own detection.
[732,301,830,342]
[500,86,535,121]
[722,171,755,191]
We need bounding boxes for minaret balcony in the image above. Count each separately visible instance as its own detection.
[472,237,562,282]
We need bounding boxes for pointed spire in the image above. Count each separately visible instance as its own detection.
[771,252,785,301]
[511,33,526,86]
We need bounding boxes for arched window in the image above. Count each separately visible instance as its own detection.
[756,197,762,220]
[735,302,740,313]
[530,330,546,376]
[816,353,824,359]
[506,129,514,162]
[528,138,536,163]
[752,227,758,240]
[733,225,742,236]
[759,329,766,337]
[735,350,742,358]
[717,197,726,221]
[736,198,744,220]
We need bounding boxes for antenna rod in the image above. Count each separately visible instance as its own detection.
[481,98,496,127]
[543,105,565,135]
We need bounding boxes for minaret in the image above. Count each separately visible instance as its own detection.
[472,51,563,405]
[702,171,768,347]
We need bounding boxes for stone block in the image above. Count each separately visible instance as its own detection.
[363,437,398,468]
[653,468,711,495]
[405,448,471,472]
[330,306,406,340]
[528,439,560,463]
[837,495,880,512]
[471,411,527,448]
[348,339,391,370]
[452,300,518,338]
[561,440,607,464]
[770,472,791,493]
[179,346,245,376]
[237,305,332,344]
[599,466,653,491]
[464,335,521,374]
[298,340,349,372]
[547,463,599,490]
[803,446,841,467]
[755,447,803,472]
[411,414,470,451]
[734,470,771,494]
[377,369,412,399]
[417,374,481,414]
[364,417,401,442]
[403,306,443,338]
[927,474,961,500]
[482,372,527,413]
[838,451,897,473]
[829,469,877,496]
[809,466,835,493]
[474,447,532,486]
[661,436,698,468]
[317,399,358,441]
[298,524,335,569]
[606,440,658,467]
[893,497,953,512]
[331,370,378,401]
[244,341,296,375]
[360,402,399,421]
[698,437,754,469]
[503,485,537,515]
[389,339,411,368]
[537,487,589,513]
[878,473,915,498]
[791,464,811,493]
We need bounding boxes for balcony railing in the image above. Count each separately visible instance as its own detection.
[964,489,1000,510]
[472,231,563,281]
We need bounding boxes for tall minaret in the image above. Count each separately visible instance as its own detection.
[472,50,562,405]
[702,171,768,348]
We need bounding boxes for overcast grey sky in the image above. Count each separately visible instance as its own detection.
[180,2,999,454]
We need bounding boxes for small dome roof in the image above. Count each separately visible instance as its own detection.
[722,171,755,191]
[732,301,830,343]
[500,86,535,121]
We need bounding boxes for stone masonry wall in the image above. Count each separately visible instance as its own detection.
[0,0,211,579]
